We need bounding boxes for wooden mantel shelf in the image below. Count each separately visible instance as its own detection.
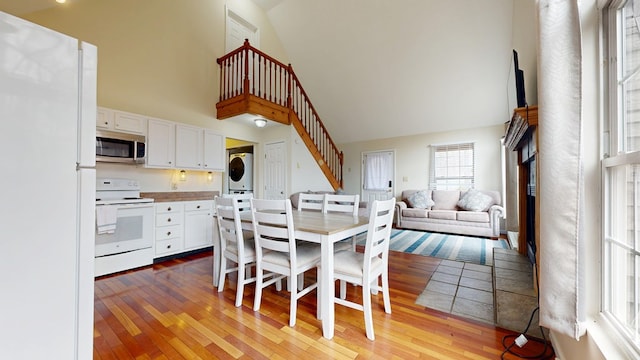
[504,105,538,151]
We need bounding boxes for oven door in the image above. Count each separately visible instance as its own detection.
[95,202,154,257]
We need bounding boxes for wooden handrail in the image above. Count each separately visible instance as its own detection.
[217,40,343,188]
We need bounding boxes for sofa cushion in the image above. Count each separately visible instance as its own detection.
[457,189,495,212]
[407,190,434,209]
[457,211,490,223]
[402,208,429,218]
[432,190,461,210]
[428,210,457,220]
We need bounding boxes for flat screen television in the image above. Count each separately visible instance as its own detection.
[513,49,527,108]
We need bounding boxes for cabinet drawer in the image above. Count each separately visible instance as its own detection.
[156,213,183,227]
[184,201,212,212]
[155,203,184,214]
[155,225,182,241]
[155,237,182,255]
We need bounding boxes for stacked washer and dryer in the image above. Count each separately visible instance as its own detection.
[228,152,253,194]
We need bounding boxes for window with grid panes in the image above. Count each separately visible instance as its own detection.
[429,143,474,191]
[602,0,640,355]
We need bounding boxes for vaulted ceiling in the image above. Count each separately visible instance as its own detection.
[251,0,534,144]
[0,0,535,144]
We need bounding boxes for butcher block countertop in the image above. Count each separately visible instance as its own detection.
[140,191,219,203]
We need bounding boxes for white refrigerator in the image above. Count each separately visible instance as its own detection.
[0,12,97,360]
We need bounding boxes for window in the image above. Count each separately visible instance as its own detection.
[603,0,640,355]
[429,142,474,190]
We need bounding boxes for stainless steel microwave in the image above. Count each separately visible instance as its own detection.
[96,130,146,164]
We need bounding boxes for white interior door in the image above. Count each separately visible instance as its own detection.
[225,7,260,52]
[361,150,395,203]
[264,141,286,199]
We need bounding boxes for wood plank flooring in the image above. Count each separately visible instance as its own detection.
[93,249,554,359]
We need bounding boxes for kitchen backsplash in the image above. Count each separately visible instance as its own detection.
[96,162,222,193]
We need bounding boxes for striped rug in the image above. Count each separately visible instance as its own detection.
[361,229,509,266]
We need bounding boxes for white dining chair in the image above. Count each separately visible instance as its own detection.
[250,198,321,327]
[323,193,360,251]
[222,192,253,212]
[215,196,257,307]
[332,197,395,340]
[297,192,325,212]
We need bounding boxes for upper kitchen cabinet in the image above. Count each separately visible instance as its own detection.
[146,118,176,168]
[203,130,224,171]
[175,125,225,171]
[146,118,225,171]
[175,124,202,169]
[96,107,146,135]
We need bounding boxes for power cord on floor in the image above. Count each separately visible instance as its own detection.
[500,260,555,359]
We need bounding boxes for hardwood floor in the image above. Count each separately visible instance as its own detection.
[93,249,554,359]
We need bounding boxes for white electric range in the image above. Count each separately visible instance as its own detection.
[95,178,154,277]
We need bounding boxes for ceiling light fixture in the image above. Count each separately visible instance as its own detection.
[254,118,267,128]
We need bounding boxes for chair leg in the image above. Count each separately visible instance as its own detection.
[235,262,245,308]
[362,280,375,341]
[289,278,297,327]
[217,257,227,292]
[382,271,391,314]
[253,266,263,311]
[340,280,347,299]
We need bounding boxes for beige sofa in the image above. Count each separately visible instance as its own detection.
[395,189,504,238]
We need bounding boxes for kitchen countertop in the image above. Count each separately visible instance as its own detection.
[140,191,219,203]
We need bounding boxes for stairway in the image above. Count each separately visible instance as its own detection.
[216,40,343,190]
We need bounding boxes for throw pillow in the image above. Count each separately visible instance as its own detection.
[408,190,435,209]
[457,189,494,212]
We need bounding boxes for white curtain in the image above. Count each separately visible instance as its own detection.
[364,152,392,190]
[537,0,587,340]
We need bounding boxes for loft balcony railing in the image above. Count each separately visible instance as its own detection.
[216,40,343,190]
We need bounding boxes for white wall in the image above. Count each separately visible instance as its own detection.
[339,124,505,200]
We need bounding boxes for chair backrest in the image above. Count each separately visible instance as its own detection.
[250,198,296,258]
[323,194,360,216]
[223,193,253,212]
[363,198,396,267]
[215,196,245,256]
[297,193,325,212]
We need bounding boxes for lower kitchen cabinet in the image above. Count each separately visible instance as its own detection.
[154,200,213,258]
[184,201,214,250]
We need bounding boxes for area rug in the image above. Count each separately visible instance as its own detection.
[380,229,509,266]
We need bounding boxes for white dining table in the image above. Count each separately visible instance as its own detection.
[213,210,369,339]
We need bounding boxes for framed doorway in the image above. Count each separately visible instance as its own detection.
[361,150,395,203]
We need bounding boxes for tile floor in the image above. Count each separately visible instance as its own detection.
[416,248,541,336]
[416,259,495,324]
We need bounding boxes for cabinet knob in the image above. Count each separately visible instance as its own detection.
[167,218,172,222]
[197,205,201,209]
[167,244,172,249]
[104,122,108,125]
[167,231,171,236]
[167,207,172,211]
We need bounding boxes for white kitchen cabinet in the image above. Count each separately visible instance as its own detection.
[175,124,203,169]
[96,107,146,135]
[154,200,213,258]
[96,107,113,130]
[203,130,225,171]
[146,118,176,168]
[175,126,225,171]
[183,201,214,250]
[154,202,184,257]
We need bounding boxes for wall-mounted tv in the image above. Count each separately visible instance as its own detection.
[513,49,527,108]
